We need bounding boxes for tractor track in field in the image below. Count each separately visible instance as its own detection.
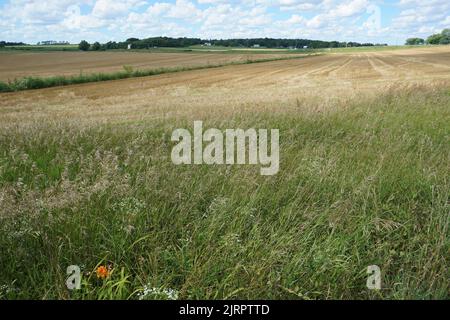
[1,46,450,124]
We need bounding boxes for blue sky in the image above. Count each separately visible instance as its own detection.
[0,0,449,45]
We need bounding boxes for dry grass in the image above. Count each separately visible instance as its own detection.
[0,51,304,81]
[1,47,450,124]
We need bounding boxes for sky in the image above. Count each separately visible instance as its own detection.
[0,0,449,45]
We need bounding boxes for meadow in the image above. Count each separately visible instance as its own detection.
[0,46,449,299]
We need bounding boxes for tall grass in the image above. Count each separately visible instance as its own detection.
[0,54,315,93]
[0,85,448,299]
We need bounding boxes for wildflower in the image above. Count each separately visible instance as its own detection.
[137,286,179,300]
[96,265,110,279]
[123,224,135,234]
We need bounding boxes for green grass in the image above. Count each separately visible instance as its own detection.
[0,85,448,299]
[0,45,79,52]
[1,44,433,54]
[0,44,303,54]
[0,54,316,93]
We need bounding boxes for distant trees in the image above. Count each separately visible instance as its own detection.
[102,41,128,50]
[74,37,384,52]
[209,38,379,49]
[425,29,450,45]
[91,42,101,51]
[440,29,450,44]
[101,37,380,50]
[427,34,443,45]
[0,41,26,47]
[405,29,450,45]
[128,37,203,49]
[405,38,425,45]
[78,40,90,51]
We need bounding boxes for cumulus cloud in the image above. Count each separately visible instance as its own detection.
[389,0,450,39]
[0,0,448,44]
[92,0,144,19]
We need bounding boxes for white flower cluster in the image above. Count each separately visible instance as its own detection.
[137,286,179,300]
[0,284,15,298]
[113,197,146,215]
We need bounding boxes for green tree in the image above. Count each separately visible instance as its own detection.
[78,40,90,51]
[440,37,450,45]
[405,38,424,45]
[426,33,443,45]
[91,42,101,51]
[439,29,450,44]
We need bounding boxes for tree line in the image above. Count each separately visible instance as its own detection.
[406,29,450,45]
[77,37,386,51]
[207,38,384,48]
[0,41,26,47]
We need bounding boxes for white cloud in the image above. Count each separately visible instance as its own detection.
[389,0,450,39]
[166,0,202,19]
[286,14,304,24]
[92,0,141,19]
[0,0,448,44]
[330,0,369,18]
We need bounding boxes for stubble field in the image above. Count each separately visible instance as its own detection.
[0,51,303,81]
[0,47,449,299]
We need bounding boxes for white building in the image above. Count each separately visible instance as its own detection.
[37,40,69,45]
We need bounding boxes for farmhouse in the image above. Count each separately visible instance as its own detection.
[39,40,57,45]
[37,40,69,45]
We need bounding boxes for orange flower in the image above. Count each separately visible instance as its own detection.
[96,266,110,279]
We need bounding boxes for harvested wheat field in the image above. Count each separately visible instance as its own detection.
[0,51,302,81]
[1,47,450,123]
[0,46,449,300]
